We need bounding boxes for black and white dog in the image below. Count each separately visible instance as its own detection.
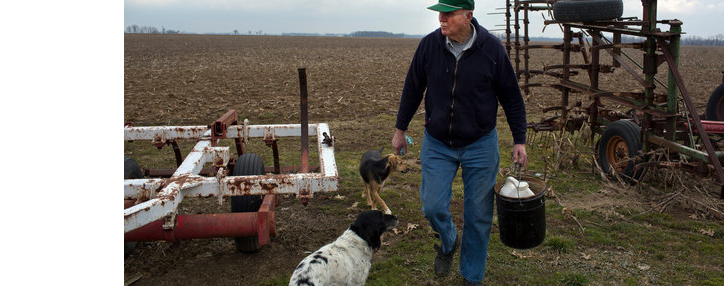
[289,210,399,286]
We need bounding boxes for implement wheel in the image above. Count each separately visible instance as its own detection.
[124,157,143,256]
[230,153,265,253]
[597,120,643,182]
[553,0,624,22]
[706,83,724,121]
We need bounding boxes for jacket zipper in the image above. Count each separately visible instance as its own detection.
[448,59,459,146]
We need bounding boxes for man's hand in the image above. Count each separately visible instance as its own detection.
[512,144,527,167]
[392,129,408,155]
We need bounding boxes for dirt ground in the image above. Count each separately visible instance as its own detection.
[124,34,724,285]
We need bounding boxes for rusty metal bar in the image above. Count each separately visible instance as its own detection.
[561,22,679,38]
[514,0,521,80]
[298,68,310,174]
[657,38,724,186]
[234,137,244,156]
[210,110,238,146]
[265,139,281,174]
[125,126,210,141]
[505,0,512,57]
[169,140,183,167]
[666,22,682,143]
[591,32,600,90]
[574,32,590,69]
[590,34,652,89]
[613,32,622,67]
[523,2,530,94]
[127,124,320,142]
[145,165,321,177]
[562,26,571,121]
[546,64,600,71]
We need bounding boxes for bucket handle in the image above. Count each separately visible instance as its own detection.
[512,163,524,205]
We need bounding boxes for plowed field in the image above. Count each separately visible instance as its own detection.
[124,34,724,285]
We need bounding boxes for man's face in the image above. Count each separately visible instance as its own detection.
[438,10,471,40]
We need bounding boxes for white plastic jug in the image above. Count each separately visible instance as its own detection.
[499,176,535,199]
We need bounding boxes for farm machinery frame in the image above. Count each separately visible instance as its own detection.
[501,0,724,196]
[123,68,339,251]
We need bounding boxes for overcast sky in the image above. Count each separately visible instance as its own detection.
[124,0,724,38]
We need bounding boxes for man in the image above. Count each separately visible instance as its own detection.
[391,0,527,285]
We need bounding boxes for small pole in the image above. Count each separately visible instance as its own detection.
[298,68,309,174]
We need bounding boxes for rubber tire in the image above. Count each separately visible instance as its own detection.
[553,0,624,22]
[597,120,643,182]
[124,157,143,256]
[705,83,724,121]
[124,157,144,180]
[230,153,265,253]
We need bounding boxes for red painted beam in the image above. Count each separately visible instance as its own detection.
[690,119,724,134]
[125,195,277,244]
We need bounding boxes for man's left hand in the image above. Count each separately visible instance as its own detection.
[513,144,527,168]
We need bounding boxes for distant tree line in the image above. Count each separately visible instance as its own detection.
[681,34,724,46]
[350,31,405,38]
[125,25,180,34]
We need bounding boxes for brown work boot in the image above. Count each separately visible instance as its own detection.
[433,234,460,277]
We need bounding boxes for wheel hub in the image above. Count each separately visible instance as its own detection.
[606,135,629,172]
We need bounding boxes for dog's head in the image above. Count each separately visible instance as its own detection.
[385,154,410,173]
[349,210,399,252]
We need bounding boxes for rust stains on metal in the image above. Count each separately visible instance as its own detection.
[148,174,204,201]
[124,205,152,221]
[261,182,279,193]
[322,132,334,146]
[226,173,305,196]
[228,178,252,196]
[213,156,225,168]
[209,110,238,146]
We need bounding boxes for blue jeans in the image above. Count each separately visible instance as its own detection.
[420,129,499,282]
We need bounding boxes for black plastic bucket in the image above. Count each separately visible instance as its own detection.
[494,176,546,249]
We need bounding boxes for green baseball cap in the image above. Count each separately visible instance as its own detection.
[427,0,475,12]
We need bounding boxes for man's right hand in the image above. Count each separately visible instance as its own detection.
[392,129,408,156]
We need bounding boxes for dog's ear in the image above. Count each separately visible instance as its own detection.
[384,155,396,167]
[350,223,382,252]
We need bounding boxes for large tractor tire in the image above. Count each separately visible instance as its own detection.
[553,0,624,22]
[230,153,265,253]
[705,83,724,121]
[597,120,644,182]
[124,157,143,256]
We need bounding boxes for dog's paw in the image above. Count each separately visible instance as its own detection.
[384,209,392,215]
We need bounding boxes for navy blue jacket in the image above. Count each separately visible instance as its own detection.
[395,17,526,147]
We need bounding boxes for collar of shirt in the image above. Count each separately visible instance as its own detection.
[445,23,477,59]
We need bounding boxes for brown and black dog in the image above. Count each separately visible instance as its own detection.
[358,148,410,214]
